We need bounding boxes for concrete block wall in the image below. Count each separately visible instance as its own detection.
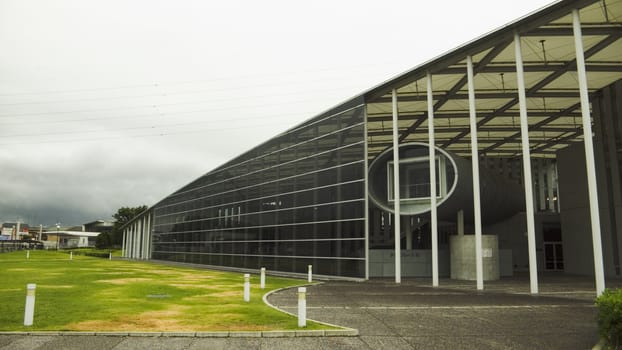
[450,235,499,281]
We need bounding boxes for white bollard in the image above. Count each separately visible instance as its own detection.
[24,284,36,326]
[298,287,307,327]
[109,252,112,260]
[69,251,73,260]
[243,274,250,302]
[260,267,266,289]
[308,265,312,283]
[26,251,29,259]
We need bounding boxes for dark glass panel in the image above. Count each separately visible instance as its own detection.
[150,106,366,278]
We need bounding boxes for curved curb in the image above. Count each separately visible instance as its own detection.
[262,283,359,337]
[0,329,354,337]
[0,284,357,338]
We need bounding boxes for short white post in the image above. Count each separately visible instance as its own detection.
[109,252,112,260]
[308,265,312,283]
[24,284,36,326]
[243,274,250,302]
[69,251,73,260]
[298,287,307,327]
[260,267,266,289]
[26,251,30,259]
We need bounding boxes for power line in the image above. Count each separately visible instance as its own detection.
[2,107,301,126]
[0,121,289,146]
[0,72,367,107]
[0,60,394,98]
[2,112,306,138]
[0,83,361,119]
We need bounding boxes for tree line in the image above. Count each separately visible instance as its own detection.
[95,205,147,248]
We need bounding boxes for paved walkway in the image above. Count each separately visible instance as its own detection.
[0,274,615,349]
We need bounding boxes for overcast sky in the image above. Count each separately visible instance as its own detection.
[0,0,555,227]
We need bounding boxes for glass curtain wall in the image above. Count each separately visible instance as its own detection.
[151,102,367,278]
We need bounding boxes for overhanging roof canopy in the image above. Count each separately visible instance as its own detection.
[364,0,622,159]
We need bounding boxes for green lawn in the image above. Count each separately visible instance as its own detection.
[0,250,327,331]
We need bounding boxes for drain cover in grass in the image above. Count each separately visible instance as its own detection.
[146,294,171,298]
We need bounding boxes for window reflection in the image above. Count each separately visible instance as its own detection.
[151,105,366,278]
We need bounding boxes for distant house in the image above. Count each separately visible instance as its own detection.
[0,223,29,240]
[44,229,100,249]
[83,220,114,234]
[39,220,113,249]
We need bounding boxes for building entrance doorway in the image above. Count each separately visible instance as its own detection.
[543,223,564,271]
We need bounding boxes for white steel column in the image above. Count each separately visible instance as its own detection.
[515,32,539,295]
[137,220,143,259]
[129,225,133,259]
[140,216,145,259]
[573,9,605,296]
[142,216,148,259]
[143,216,148,259]
[127,226,131,259]
[128,226,132,259]
[467,55,484,290]
[132,224,136,259]
[125,228,130,257]
[128,227,132,258]
[121,230,126,258]
[364,107,370,280]
[133,223,138,259]
[137,219,142,259]
[125,228,129,258]
[146,213,152,259]
[140,215,149,259]
[427,72,439,287]
[141,218,146,259]
[392,88,402,284]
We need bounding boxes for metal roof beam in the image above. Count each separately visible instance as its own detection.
[480,102,581,153]
[367,110,581,121]
[374,91,581,102]
[369,125,577,137]
[528,130,583,154]
[440,34,621,148]
[398,116,426,142]
[368,142,567,152]
[440,63,622,74]
[525,25,622,36]
[396,42,512,142]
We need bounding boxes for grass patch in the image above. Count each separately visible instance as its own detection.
[0,251,329,331]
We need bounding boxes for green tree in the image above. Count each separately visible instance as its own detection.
[110,205,148,246]
[95,232,111,249]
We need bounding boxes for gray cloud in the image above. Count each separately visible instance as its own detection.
[0,0,553,227]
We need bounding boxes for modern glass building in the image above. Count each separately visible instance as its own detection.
[123,0,622,294]
[148,99,368,278]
